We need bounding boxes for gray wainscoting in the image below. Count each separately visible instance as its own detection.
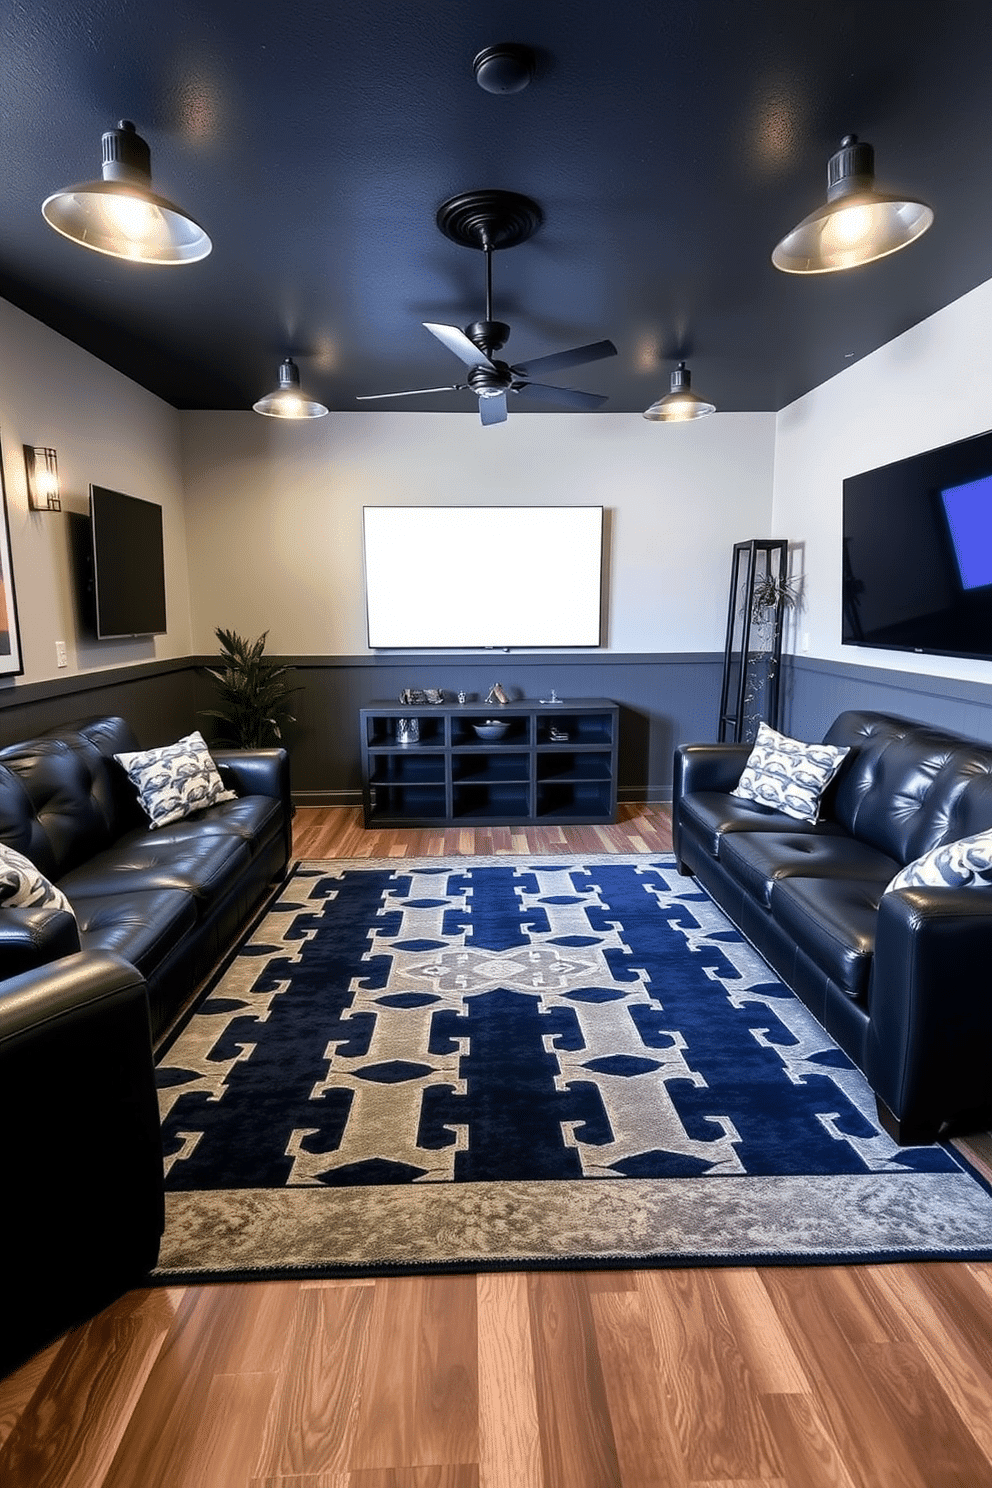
[0,653,725,805]
[244,654,726,806]
[0,660,201,750]
[783,656,992,745]
[4,652,989,806]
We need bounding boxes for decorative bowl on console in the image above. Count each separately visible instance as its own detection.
[473,720,510,741]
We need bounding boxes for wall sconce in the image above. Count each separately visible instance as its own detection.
[24,446,61,511]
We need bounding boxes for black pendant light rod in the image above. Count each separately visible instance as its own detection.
[484,240,494,323]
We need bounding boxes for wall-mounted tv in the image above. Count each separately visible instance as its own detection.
[90,485,167,638]
[842,429,992,661]
[363,506,604,648]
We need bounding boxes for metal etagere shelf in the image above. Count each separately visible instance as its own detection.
[718,538,789,743]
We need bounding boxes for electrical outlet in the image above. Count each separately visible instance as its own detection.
[55,640,68,668]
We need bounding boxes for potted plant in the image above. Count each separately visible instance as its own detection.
[201,627,299,748]
[741,570,802,737]
[749,570,802,621]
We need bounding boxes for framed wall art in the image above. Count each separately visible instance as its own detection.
[0,437,24,677]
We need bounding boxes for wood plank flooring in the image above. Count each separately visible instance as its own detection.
[3,804,992,1488]
[290,801,674,861]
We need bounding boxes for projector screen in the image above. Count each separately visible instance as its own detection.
[363,506,604,648]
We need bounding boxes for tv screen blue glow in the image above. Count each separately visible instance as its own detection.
[941,475,992,589]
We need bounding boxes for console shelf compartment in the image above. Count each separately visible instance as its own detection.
[367,753,446,785]
[536,751,614,783]
[360,699,618,827]
[452,753,531,784]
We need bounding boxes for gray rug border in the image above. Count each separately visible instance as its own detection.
[152,1171,992,1283]
[153,853,992,1280]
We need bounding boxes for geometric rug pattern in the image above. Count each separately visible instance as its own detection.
[153,856,992,1278]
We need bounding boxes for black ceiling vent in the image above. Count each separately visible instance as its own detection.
[473,44,536,94]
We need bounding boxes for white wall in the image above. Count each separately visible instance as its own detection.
[772,275,992,683]
[180,409,777,655]
[0,298,193,687]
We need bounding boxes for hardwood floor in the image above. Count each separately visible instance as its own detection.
[289,801,675,860]
[3,805,992,1488]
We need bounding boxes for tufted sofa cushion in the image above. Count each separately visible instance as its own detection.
[41,717,147,837]
[0,739,118,880]
[59,831,251,904]
[824,710,992,863]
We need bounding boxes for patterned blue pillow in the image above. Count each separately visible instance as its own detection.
[115,730,237,829]
[887,829,992,893]
[731,721,850,824]
[0,841,75,920]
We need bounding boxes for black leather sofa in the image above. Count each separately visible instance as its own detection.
[673,709,992,1146]
[0,714,291,1373]
[0,951,164,1376]
[0,714,291,1042]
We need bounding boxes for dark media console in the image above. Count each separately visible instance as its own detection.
[360,698,619,827]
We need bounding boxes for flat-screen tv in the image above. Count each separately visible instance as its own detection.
[90,485,167,638]
[842,429,992,661]
[363,506,604,648]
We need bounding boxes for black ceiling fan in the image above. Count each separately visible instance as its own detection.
[357,190,617,426]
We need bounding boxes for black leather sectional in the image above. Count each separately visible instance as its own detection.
[0,714,291,1374]
[674,709,992,1145]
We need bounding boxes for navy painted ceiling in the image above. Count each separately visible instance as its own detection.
[2,1,988,416]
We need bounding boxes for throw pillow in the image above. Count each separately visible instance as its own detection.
[886,828,992,893]
[115,731,237,829]
[731,721,850,824]
[0,841,76,920]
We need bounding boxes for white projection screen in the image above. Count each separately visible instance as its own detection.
[363,506,604,648]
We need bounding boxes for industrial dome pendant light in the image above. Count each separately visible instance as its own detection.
[253,357,328,419]
[772,134,933,274]
[42,121,211,265]
[643,361,715,422]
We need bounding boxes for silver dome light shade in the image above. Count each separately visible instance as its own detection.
[253,358,328,419]
[772,135,933,274]
[643,361,715,421]
[42,121,211,265]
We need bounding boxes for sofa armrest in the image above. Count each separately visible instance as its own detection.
[674,742,752,799]
[213,746,293,865]
[866,886,992,1142]
[213,746,290,805]
[672,743,752,867]
[0,951,164,1372]
[0,903,81,979]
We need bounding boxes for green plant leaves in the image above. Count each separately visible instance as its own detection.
[200,627,300,749]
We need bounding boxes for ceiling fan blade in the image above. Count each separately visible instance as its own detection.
[514,382,609,411]
[479,393,508,426]
[356,385,464,401]
[509,339,617,379]
[424,322,496,369]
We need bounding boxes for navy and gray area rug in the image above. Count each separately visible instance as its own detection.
[153,855,992,1280]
